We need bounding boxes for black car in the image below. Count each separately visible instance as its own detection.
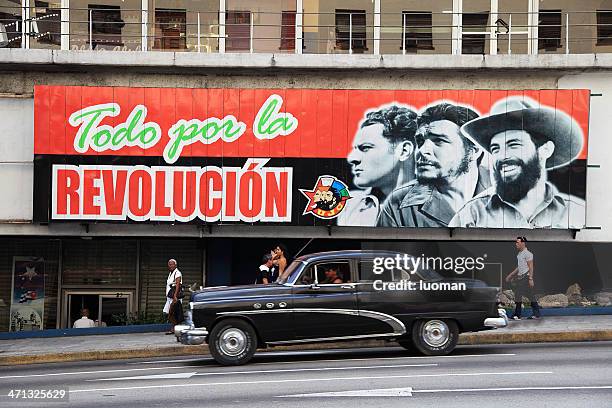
[176,250,507,365]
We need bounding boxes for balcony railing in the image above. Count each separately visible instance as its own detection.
[2,7,612,55]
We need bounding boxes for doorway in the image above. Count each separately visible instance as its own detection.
[63,291,133,328]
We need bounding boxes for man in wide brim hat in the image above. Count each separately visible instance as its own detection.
[460,97,584,170]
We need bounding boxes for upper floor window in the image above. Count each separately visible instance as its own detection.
[402,11,433,53]
[279,10,296,51]
[538,9,561,51]
[597,10,612,46]
[462,12,488,54]
[226,10,251,51]
[335,9,367,52]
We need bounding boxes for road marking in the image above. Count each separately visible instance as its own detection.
[0,366,199,380]
[90,363,437,382]
[253,353,517,366]
[128,358,209,365]
[280,387,414,398]
[278,385,612,398]
[127,353,516,366]
[93,372,198,381]
[70,371,552,394]
[412,385,612,394]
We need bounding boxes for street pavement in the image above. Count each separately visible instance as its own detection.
[0,341,610,407]
[2,315,611,366]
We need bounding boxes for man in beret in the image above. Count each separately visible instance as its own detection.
[450,97,585,229]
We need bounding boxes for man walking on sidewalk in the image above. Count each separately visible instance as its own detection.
[506,236,541,320]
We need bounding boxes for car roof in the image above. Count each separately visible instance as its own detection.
[295,250,411,263]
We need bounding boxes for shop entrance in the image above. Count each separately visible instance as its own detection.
[62,291,133,328]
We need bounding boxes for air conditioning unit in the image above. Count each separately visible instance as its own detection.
[0,23,8,48]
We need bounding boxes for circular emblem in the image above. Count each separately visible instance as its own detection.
[300,175,351,219]
[253,303,261,309]
[266,303,275,309]
[279,302,287,308]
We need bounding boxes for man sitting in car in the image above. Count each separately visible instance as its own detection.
[322,266,344,284]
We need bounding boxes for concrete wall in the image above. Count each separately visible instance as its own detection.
[0,64,611,241]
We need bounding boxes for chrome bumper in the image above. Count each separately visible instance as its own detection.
[175,324,208,345]
[484,308,508,328]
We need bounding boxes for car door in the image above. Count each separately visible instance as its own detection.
[354,258,422,336]
[291,260,363,340]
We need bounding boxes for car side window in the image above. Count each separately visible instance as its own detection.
[303,262,350,284]
[358,259,411,282]
[297,267,316,285]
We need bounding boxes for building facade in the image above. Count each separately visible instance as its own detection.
[1,0,612,332]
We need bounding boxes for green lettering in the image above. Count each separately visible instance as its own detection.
[72,106,117,150]
[257,98,277,135]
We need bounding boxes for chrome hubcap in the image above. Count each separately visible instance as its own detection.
[421,320,449,348]
[219,328,247,356]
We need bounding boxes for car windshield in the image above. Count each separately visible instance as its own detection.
[276,260,304,284]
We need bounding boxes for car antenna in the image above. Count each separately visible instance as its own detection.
[294,238,315,258]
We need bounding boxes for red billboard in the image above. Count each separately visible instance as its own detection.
[34,86,590,229]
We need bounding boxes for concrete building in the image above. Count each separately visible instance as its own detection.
[1,0,611,332]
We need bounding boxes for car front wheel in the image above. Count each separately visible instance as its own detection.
[209,318,258,365]
[411,319,458,356]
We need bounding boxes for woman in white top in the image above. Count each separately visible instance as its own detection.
[164,258,183,334]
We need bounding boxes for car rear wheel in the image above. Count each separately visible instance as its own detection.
[411,319,458,356]
[209,318,257,365]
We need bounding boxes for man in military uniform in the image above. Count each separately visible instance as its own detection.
[377,103,490,227]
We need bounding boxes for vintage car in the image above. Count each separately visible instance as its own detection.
[176,250,507,365]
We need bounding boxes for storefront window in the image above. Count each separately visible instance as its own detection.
[225,0,296,53]
[62,239,136,286]
[0,0,22,48]
[148,0,219,52]
[380,0,452,55]
[303,0,373,54]
[69,0,142,50]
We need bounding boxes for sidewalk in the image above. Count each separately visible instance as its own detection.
[1,315,611,366]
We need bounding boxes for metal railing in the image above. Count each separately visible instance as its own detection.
[2,7,612,55]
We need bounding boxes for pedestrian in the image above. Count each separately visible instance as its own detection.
[505,236,541,320]
[73,308,96,328]
[272,243,290,280]
[256,253,274,284]
[164,258,183,334]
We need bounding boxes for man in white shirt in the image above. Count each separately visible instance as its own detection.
[505,236,541,320]
[73,308,95,328]
[164,258,183,333]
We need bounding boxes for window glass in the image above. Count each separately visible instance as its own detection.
[226,0,296,53]
[149,0,219,52]
[297,261,351,284]
[380,0,452,55]
[303,0,373,54]
[69,0,142,50]
[0,0,22,48]
[29,1,62,49]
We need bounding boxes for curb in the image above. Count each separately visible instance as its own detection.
[2,330,612,366]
